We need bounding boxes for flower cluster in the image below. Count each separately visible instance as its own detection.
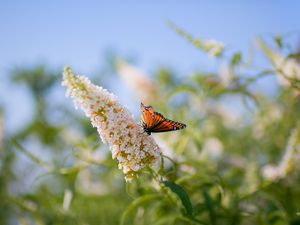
[62,67,161,181]
[262,128,300,181]
[202,39,225,57]
[167,21,224,58]
[259,39,300,89]
[269,51,300,88]
[116,60,158,104]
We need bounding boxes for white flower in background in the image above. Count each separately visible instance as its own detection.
[259,39,300,88]
[270,52,300,87]
[116,60,158,104]
[262,128,300,181]
[212,103,240,128]
[62,67,160,181]
[262,165,281,181]
[167,22,224,58]
[242,161,259,195]
[219,64,235,87]
[62,189,73,211]
[203,39,225,58]
[190,95,240,130]
[200,137,224,161]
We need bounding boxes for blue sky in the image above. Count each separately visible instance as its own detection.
[1,1,300,133]
[1,1,299,72]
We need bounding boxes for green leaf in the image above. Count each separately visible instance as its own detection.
[153,216,176,225]
[274,35,283,49]
[159,153,165,176]
[120,194,161,225]
[193,203,206,215]
[203,189,216,225]
[162,180,193,216]
[231,52,242,66]
[287,51,300,60]
[166,20,194,43]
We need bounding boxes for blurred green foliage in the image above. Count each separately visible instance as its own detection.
[1,28,300,225]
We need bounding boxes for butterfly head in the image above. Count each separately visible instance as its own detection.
[141,102,154,114]
[141,102,152,110]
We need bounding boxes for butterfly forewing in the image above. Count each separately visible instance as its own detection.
[141,103,155,129]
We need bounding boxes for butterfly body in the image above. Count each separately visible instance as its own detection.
[141,103,186,135]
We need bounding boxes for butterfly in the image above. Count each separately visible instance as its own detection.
[140,102,186,135]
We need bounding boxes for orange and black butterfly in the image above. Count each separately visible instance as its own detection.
[141,102,186,135]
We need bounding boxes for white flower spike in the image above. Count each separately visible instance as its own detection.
[116,60,158,104]
[62,66,161,181]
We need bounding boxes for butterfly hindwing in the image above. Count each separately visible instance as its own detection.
[150,112,166,129]
[151,113,186,132]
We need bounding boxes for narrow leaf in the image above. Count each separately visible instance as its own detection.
[274,35,283,49]
[203,189,216,225]
[163,180,193,216]
[231,52,242,66]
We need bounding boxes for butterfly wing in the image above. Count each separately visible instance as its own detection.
[141,103,155,129]
[150,112,186,133]
[141,102,186,134]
